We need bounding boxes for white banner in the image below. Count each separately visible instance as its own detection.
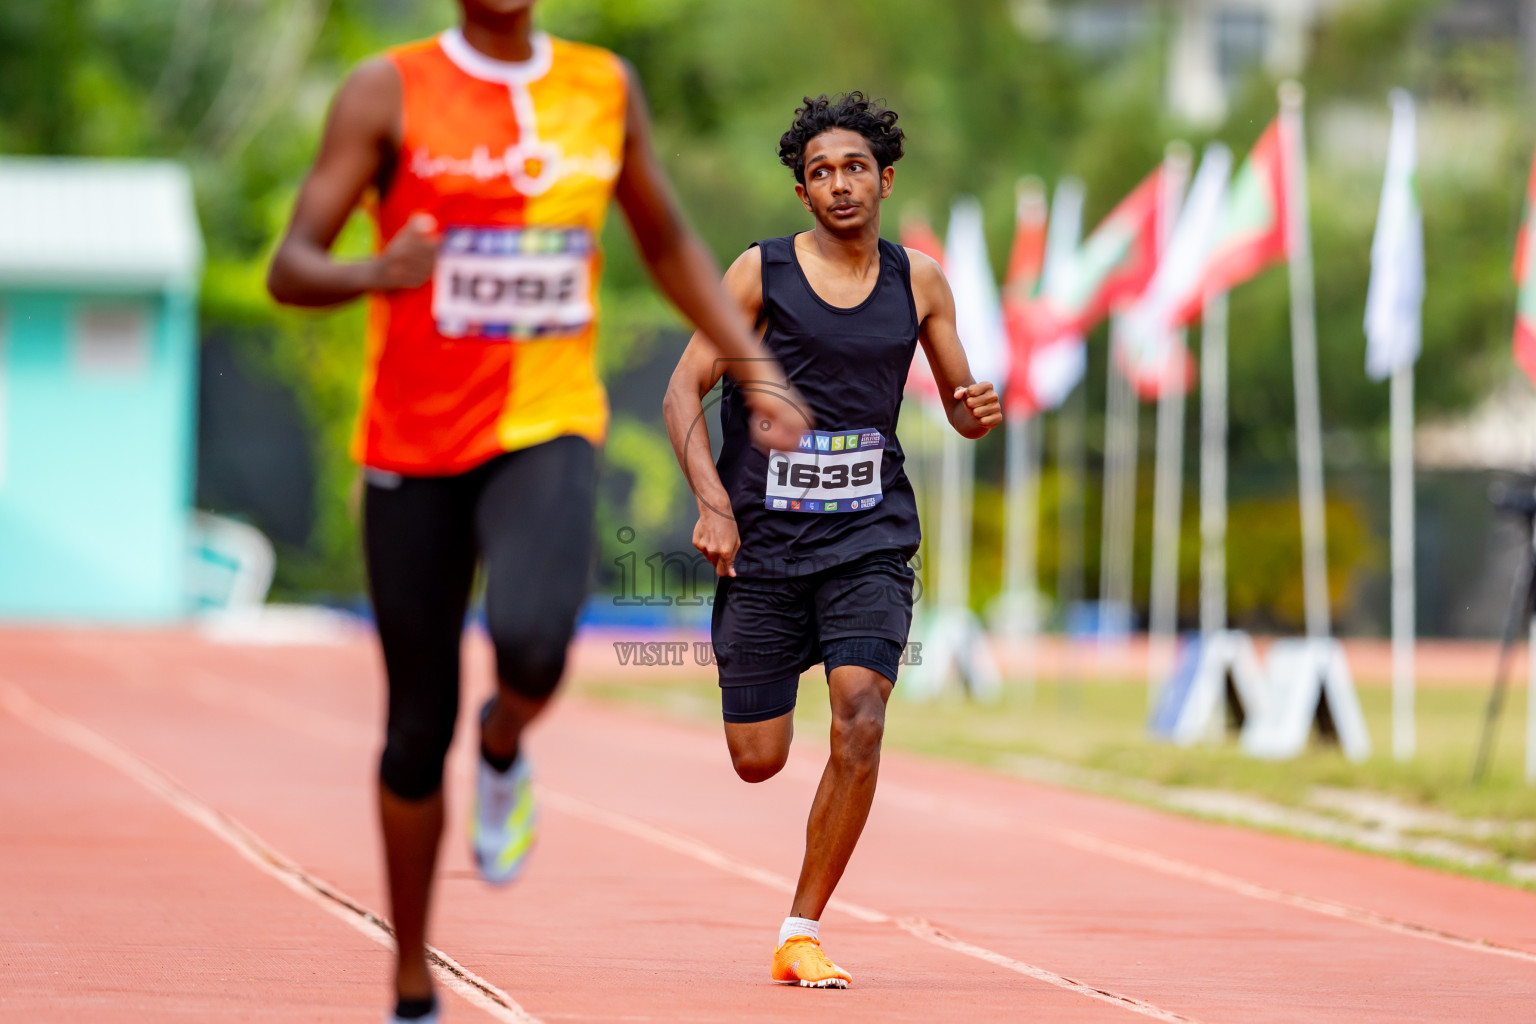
[1364,89,1424,381]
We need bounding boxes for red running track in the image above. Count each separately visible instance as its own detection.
[2,628,1534,1023]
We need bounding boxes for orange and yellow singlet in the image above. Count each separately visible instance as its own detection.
[354,28,627,474]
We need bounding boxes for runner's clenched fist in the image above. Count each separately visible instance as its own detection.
[953,382,1001,431]
[370,213,439,291]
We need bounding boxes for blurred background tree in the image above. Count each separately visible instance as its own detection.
[1,0,1530,633]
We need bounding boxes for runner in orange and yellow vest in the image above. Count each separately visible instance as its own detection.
[268,2,802,1020]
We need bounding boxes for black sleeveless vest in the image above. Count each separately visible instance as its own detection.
[716,234,921,578]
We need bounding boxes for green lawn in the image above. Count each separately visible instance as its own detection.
[575,670,1536,874]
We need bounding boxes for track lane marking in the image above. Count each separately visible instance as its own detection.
[94,663,1536,971]
[0,682,540,1024]
[868,779,1536,966]
[540,789,888,923]
[543,789,1202,1023]
[1041,826,1536,967]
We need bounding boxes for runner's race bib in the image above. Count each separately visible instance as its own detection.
[765,429,884,513]
[432,225,593,340]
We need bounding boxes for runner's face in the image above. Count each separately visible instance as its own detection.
[459,0,536,19]
[796,129,894,233]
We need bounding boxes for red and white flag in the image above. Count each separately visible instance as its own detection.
[1007,179,1089,415]
[1027,164,1168,347]
[1002,179,1050,415]
[1119,143,1232,398]
[1514,143,1536,384]
[1004,178,1049,301]
[900,210,946,406]
[1169,119,1293,327]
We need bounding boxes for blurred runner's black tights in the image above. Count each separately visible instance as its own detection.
[364,436,597,801]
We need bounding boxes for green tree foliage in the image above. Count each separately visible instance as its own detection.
[0,0,1528,628]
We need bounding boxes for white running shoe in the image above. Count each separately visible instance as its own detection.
[471,752,536,885]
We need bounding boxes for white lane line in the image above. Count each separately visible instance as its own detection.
[541,790,888,924]
[98,668,1536,972]
[872,777,1536,965]
[0,682,540,1024]
[542,788,1202,1023]
[1045,826,1536,967]
[894,918,1199,1024]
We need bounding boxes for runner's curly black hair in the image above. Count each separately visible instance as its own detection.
[778,92,904,185]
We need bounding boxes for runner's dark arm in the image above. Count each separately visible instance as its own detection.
[266,60,412,307]
[615,63,806,450]
[662,248,764,518]
[908,250,1002,439]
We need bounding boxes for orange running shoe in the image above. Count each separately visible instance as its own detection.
[771,935,852,988]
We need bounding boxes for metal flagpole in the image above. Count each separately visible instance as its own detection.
[938,424,965,611]
[1390,362,1416,760]
[1111,339,1138,639]
[1098,327,1121,636]
[1281,81,1332,642]
[1200,292,1230,639]
[1100,319,1137,642]
[909,401,939,612]
[1147,348,1187,688]
[1003,414,1041,697]
[958,430,976,613]
[1057,385,1087,693]
[1528,605,1536,783]
[1142,144,1191,694]
[1003,415,1028,615]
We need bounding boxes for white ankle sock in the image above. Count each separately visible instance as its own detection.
[779,916,819,946]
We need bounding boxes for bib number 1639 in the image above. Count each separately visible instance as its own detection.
[773,460,875,490]
[763,428,885,513]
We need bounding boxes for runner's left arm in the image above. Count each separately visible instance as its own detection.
[660,248,766,579]
[614,62,807,452]
[908,251,1002,439]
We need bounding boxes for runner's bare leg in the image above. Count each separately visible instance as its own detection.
[379,786,442,1000]
[791,666,891,919]
[480,689,551,763]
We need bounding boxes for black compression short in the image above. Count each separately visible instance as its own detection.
[365,435,596,800]
[710,550,914,724]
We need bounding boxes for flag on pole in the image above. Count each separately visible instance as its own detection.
[1120,144,1233,398]
[1513,145,1536,385]
[900,210,946,405]
[1170,120,1292,327]
[944,196,1010,397]
[1005,178,1049,301]
[1015,179,1089,414]
[1028,165,1168,346]
[1002,178,1050,414]
[1365,90,1424,381]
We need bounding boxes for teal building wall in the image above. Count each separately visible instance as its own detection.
[0,288,198,621]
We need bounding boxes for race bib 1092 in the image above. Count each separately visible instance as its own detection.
[764,429,885,513]
[432,225,594,340]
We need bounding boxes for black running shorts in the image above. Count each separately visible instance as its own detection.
[710,550,915,724]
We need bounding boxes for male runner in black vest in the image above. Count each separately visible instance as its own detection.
[663,92,1001,987]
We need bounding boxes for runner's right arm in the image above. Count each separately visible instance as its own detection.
[661,248,765,578]
[266,60,438,307]
[616,64,807,453]
[907,249,1002,439]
